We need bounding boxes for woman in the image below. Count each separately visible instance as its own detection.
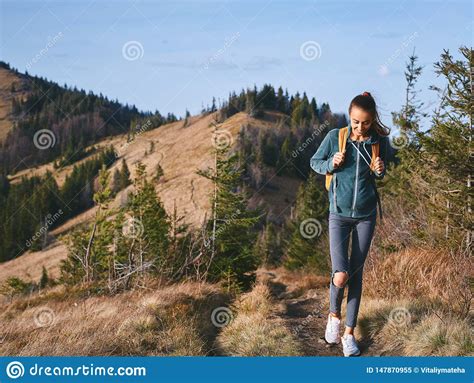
[309,91,390,356]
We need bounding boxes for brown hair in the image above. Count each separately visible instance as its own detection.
[349,91,390,137]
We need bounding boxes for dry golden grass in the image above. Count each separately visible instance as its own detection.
[270,267,329,290]
[0,242,68,286]
[216,282,302,356]
[0,280,231,356]
[403,314,473,356]
[359,238,472,356]
[257,267,329,299]
[355,298,473,356]
[364,246,471,316]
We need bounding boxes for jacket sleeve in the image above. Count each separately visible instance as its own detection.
[374,136,389,179]
[310,131,335,175]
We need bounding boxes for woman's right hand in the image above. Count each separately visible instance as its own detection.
[333,151,345,168]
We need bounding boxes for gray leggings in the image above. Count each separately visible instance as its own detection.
[328,212,377,328]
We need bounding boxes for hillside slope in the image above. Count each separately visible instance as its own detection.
[0,110,303,284]
[0,64,29,141]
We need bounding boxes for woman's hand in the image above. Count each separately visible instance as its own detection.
[374,157,384,174]
[332,151,345,168]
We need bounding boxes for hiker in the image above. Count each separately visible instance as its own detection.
[309,91,390,356]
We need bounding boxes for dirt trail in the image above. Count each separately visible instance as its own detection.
[260,270,383,356]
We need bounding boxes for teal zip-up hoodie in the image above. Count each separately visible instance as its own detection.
[310,122,389,218]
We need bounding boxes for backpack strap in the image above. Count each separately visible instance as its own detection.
[325,127,348,191]
[370,141,383,220]
[339,126,348,153]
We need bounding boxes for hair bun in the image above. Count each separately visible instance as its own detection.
[361,91,371,97]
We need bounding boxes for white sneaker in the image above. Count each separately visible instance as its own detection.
[324,314,341,344]
[341,334,361,356]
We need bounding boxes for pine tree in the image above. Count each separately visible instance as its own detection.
[385,47,472,247]
[125,162,171,279]
[382,50,431,248]
[197,141,265,291]
[276,134,296,176]
[283,172,329,271]
[60,165,115,286]
[119,159,131,190]
[276,86,287,113]
[392,48,427,148]
[154,163,164,181]
[419,46,472,245]
[253,222,282,266]
[39,266,49,289]
[111,168,121,195]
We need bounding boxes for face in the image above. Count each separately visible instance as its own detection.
[350,106,373,138]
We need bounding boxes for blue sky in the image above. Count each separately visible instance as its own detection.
[0,0,471,129]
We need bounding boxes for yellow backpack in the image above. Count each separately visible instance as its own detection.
[325,126,380,191]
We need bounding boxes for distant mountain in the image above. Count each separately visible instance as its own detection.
[0,61,178,173]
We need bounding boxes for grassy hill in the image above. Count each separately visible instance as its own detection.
[0,109,305,284]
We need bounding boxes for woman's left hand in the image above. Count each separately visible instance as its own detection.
[374,157,384,174]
